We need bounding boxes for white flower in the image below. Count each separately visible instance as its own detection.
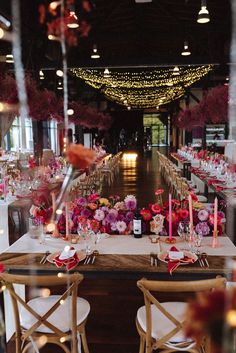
[114,201,125,211]
[116,221,127,234]
[94,209,105,221]
[124,195,136,203]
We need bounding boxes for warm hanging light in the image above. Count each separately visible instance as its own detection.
[0,27,12,41]
[91,45,100,59]
[67,10,79,29]
[197,0,210,24]
[57,81,63,90]
[127,106,131,110]
[49,1,61,11]
[181,41,191,56]
[0,15,11,28]
[67,108,74,115]
[48,34,60,41]
[6,54,14,63]
[104,68,110,78]
[56,69,64,77]
[39,70,44,80]
[173,66,180,75]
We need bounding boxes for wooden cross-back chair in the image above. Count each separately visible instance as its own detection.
[0,272,90,353]
[136,277,226,353]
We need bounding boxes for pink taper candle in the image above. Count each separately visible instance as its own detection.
[188,194,193,233]
[51,192,56,215]
[213,197,218,234]
[65,202,69,237]
[168,194,172,240]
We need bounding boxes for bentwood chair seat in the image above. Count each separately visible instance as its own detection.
[136,277,226,353]
[0,272,90,353]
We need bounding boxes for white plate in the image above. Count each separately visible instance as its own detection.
[46,251,86,264]
[158,250,198,265]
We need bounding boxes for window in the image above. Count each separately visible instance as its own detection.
[5,116,33,152]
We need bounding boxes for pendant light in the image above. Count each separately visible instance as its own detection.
[173,66,180,75]
[67,6,79,29]
[91,45,100,59]
[181,41,191,56]
[104,68,111,78]
[197,0,210,24]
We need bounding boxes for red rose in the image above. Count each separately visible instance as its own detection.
[151,203,162,214]
[155,188,164,195]
[190,193,198,202]
[166,211,179,224]
[178,209,189,219]
[140,209,153,221]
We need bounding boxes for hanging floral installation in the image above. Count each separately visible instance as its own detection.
[38,0,92,46]
[0,72,112,130]
[173,85,228,130]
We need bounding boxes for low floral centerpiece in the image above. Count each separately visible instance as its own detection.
[57,194,137,235]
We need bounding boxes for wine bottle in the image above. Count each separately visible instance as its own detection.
[133,209,142,238]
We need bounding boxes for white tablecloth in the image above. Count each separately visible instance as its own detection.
[3,232,236,341]
[0,198,16,252]
[6,233,236,256]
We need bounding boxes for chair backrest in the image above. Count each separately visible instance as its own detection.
[0,272,83,350]
[137,277,226,349]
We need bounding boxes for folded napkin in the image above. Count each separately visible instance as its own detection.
[53,247,79,271]
[166,246,194,275]
[207,179,223,186]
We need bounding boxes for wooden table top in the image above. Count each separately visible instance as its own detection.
[0,252,235,280]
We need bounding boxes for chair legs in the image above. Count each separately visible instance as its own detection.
[139,335,145,353]
[78,322,90,353]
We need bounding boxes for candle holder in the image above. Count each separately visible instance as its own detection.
[165,237,176,244]
[212,230,219,248]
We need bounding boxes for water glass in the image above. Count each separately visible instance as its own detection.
[28,217,44,243]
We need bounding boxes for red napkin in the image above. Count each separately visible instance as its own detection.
[53,247,79,271]
[166,246,194,275]
[207,179,223,186]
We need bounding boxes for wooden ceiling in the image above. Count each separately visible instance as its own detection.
[0,0,231,70]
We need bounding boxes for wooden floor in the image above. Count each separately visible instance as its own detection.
[6,147,169,353]
[103,147,169,207]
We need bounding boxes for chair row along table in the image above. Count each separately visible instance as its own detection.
[1,232,236,342]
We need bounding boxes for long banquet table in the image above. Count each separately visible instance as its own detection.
[1,233,236,279]
[1,233,236,348]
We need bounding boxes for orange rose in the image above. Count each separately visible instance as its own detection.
[88,203,98,210]
[66,144,95,169]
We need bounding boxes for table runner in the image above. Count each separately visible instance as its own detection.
[5,233,236,256]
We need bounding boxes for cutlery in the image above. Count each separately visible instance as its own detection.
[84,249,92,265]
[40,251,50,264]
[40,251,50,265]
[201,252,209,267]
[91,250,99,264]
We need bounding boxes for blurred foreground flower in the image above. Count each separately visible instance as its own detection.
[66,144,95,169]
[185,288,236,353]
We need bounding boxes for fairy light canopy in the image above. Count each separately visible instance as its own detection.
[71,65,213,109]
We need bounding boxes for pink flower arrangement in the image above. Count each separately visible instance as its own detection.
[57,194,137,235]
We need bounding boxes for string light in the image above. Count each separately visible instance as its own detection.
[71,65,212,108]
